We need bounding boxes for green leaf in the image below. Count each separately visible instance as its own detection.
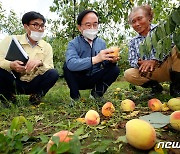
[172,9,180,25]
[74,126,84,136]
[114,135,127,144]
[164,36,172,54]
[94,140,112,152]
[139,43,145,59]
[57,142,70,153]
[69,135,81,154]
[169,16,176,32]
[10,116,26,131]
[173,29,180,51]
[160,24,166,39]
[164,18,171,35]
[155,41,162,59]
[24,120,33,134]
[52,136,60,147]
[139,112,169,128]
[156,26,163,41]
[152,32,157,47]
[145,35,152,56]
[39,134,49,143]
[21,135,30,142]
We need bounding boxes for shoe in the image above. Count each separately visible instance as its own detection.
[141,80,163,95]
[170,71,180,97]
[151,83,163,95]
[89,93,105,105]
[29,94,42,105]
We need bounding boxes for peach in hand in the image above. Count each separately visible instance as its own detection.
[85,110,100,126]
[170,111,180,131]
[148,98,162,111]
[47,130,73,154]
[121,99,135,111]
[102,102,115,117]
[109,46,120,57]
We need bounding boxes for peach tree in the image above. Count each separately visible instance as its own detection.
[139,6,180,61]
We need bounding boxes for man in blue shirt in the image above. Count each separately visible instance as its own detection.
[63,10,120,102]
[124,5,180,97]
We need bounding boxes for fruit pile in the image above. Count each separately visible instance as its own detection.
[47,97,180,152]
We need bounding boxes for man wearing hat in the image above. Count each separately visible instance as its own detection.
[63,10,120,103]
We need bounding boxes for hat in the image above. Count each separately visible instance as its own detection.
[77,10,98,25]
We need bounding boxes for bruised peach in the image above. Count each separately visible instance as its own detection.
[85,110,100,126]
[47,130,73,154]
[170,111,180,131]
[102,102,115,117]
[148,98,162,111]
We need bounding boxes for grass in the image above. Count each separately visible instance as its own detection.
[0,77,179,154]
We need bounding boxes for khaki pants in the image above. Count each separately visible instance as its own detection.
[124,46,180,86]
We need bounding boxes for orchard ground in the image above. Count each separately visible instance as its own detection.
[0,76,180,153]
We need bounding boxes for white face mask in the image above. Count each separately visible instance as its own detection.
[29,31,44,41]
[82,29,98,40]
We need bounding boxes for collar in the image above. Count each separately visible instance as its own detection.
[26,34,38,48]
[17,33,44,48]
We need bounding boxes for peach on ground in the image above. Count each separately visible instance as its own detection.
[121,99,135,111]
[47,130,73,154]
[115,87,121,92]
[126,119,156,150]
[102,102,115,117]
[167,98,180,111]
[85,110,100,126]
[148,98,162,111]
[170,111,180,131]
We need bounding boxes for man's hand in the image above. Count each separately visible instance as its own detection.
[138,59,157,73]
[109,56,120,63]
[92,49,115,64]
[10,60,26,73]
[25,59,42,73]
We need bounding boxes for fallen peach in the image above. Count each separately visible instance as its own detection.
[126,119,156,150]
[47,130,73,154]
[102,102,115,117]
[115,87,121,92]
[170,111,180,131]
[148,98,162,111]
[121,99,135,111]
[168,98,180,111]
[85,110,100,126]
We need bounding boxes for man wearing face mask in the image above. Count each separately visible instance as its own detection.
[0,11,59,106]
[63,10,120,104]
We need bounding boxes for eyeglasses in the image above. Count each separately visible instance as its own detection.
[81,22,99,28]
[29,23,46,30]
